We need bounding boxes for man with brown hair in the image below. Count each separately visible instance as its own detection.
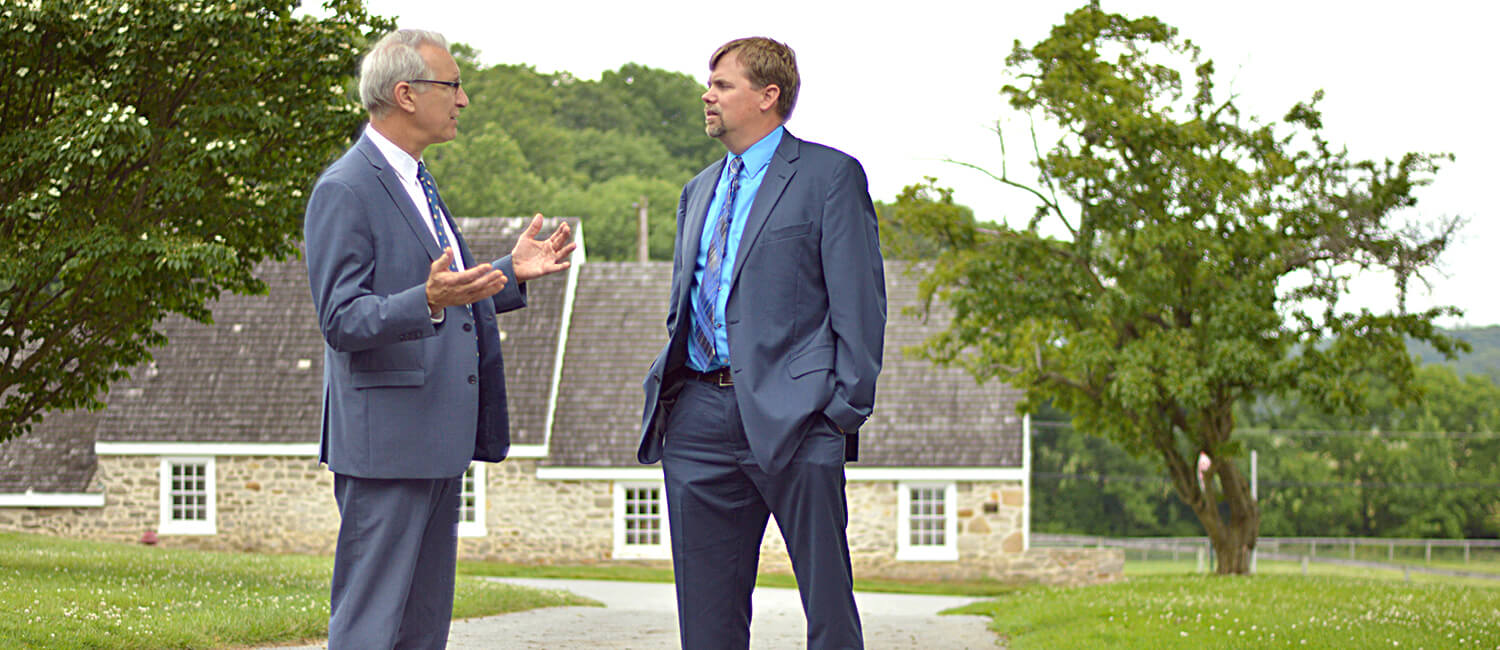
[639,36,886,649]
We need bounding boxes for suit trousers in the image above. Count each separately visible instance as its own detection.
[661,378,864,649]
[329,473,462,650]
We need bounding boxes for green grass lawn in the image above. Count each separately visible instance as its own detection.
[11,531,1497,649]
[0,533,593,649]
[952,573,1500,649]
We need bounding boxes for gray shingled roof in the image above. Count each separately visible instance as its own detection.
[91,217,567,445]
[1,217,570,490]
[547,262,673,467]
[3,238,1025,495]
[544,261,1025,468]
[868,263,1025,466]
[0,409,101,492]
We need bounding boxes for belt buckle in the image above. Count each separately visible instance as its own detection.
[707,368,733,387]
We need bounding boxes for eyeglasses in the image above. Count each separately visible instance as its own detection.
[408,79,461,91]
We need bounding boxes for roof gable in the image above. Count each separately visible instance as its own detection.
[544,261,1025,468]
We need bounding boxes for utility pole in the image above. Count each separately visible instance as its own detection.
[635,195,649,262]
[1250,449,1258,574]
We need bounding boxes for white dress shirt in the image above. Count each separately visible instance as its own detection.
[364,124,466,271]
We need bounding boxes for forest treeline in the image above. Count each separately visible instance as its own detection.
[1033,360,1500,539]
[424,47,715,262]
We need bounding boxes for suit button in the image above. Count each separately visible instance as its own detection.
[468,375,477,385]
[462,323,473,332]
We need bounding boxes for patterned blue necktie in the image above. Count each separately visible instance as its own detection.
[691,156,743,370]
[415,161,476,331]
[416,161,459,272]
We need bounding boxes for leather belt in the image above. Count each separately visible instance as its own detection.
[690,367,734,387]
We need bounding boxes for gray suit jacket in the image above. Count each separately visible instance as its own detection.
[639,131,887,475]
[305,131,525,479]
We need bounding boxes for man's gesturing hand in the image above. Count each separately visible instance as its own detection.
[511,213,576,282]
[425,248,507,316]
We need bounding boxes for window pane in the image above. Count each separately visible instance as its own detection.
[623,486,664,547]
[908,487,948,547]
[168,462,211,522]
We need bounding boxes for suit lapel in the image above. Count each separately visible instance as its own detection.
[677,158,723,307]
[728,133,799,293]
[356,134,444,263]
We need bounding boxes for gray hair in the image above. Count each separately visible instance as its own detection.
[359,29,450,118]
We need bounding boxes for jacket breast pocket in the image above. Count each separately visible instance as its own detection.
[764,221,812,243]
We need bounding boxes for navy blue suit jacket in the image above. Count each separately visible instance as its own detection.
[305,131,524,479]
[639,131,887,474]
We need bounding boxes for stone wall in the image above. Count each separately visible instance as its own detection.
[0,456,340,553]
[757,480,1121,585]
[1,456,1120,585]
[458,459,617,563]
[214,456,339,554]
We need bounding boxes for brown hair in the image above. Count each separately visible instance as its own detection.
[710,37,800,120]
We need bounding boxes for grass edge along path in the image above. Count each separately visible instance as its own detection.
[457,559,1030,598]
[950,573,1500,649]
[0,533,594,650]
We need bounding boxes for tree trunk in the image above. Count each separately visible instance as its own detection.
[1197,458,1260,574]
[1159,436,1261,575]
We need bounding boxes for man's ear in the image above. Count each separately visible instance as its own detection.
[393,81,418,114]
[759,84,781,114]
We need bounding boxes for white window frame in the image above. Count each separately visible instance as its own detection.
[896,481,958,561]
[457,463,487,538]
[158,457,216,535]
[612,481,670,560]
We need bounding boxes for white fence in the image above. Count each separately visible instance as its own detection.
[1033,533,1500,580]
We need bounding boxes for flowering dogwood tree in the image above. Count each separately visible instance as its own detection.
[0,0,391,441]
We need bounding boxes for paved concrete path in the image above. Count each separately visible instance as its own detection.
[269,577,1002,649]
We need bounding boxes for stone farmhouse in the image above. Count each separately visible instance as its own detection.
[0,218,1119,585]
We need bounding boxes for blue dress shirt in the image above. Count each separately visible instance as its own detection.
[687,126,785,372]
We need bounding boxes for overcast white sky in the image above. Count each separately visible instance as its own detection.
[312,0,1496,327]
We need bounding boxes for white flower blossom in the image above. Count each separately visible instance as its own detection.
[16,67,28,77]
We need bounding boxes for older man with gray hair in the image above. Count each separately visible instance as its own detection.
[304,29,573,649]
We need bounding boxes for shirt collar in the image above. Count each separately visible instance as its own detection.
[729,126,784,179]
[364,123,420,183]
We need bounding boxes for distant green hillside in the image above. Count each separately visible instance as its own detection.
[1409,326,1500,382]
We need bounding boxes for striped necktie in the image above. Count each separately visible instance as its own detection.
[690,155,743,370]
